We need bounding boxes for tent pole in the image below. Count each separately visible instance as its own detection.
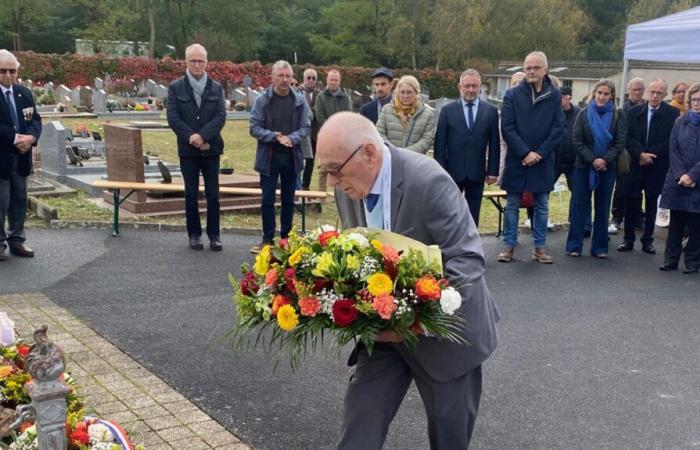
[619,58,629,108]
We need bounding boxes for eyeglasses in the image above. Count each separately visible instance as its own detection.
[0,68,17,74]
[305,76,316,80]
[187,59,206,65]
[320,144,363,178]
[690,98,700,104]
[649,90,666,96]
[291,83,299,88]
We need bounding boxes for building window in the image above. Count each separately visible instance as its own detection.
[563,79,573,88]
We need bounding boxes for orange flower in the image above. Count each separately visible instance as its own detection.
[0,365,14,378]
[319,230,340,246]
[265,269,278,287]
[271,294,292,316]
[19,421,33,433]
[415,275,441,301]
[372,293,397,320]
[380,244,400,263]
[298,297,321,317]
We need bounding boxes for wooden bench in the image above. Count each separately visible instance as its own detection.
[482,190,507,236]
[91,180,330,236]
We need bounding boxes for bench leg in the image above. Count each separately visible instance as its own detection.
[489,197,505,237]
[112,189,120,237]
[301,197,306,234]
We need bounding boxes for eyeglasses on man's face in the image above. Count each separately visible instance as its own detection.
[187,59,206,65]
[690,97,700,104]
[0,68,17,74]
[305,76,316,80]
[319,144,364,178]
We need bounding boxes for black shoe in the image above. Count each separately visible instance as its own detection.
[659,263,678,271]
[209,236,222,251]
[683,267,699,274]
[9,242,34,257]
[617,242,633,252]
[641,244,656,254]
[189,236,204,250]
[0,247,6,261]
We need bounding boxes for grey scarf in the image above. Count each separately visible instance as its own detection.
[186,69,208,107]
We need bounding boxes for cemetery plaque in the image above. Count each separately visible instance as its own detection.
[38,122,67,179]
[104,124,146,201]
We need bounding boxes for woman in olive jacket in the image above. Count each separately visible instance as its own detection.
[376,75,435,154]
[566,79,626,257]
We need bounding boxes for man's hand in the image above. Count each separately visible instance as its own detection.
[276,134,293,148]
[639,152,657,166]
[189,133,205,148]
[486,175,498,186]
[374,329,404,343]
[679,174,697,188]
[14,134,34,153]
[522,151,542,166]
[592,158,607,171]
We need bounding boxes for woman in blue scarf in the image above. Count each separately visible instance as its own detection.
[659,82,700,274]
[566,80,626,257]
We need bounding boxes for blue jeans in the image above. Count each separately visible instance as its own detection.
[566,167,616,255]
[260,154,296,242]
[180,155,220,238]
[503,191,549,248]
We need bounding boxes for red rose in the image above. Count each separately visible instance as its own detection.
[17,344,30,358]
[312,278,333,293]
[332,299,358,327]
[279,238,289,249]
[70,429,90,445]
[318,230,340,246]
[284,268,297,293]
[240,271,259,296]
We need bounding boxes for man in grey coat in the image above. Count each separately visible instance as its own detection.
[316,112,499,450]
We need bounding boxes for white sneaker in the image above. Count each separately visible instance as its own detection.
[547,219,554,230]
[524,218,531,227]
[656,208,670,228]
[608,222,618,234]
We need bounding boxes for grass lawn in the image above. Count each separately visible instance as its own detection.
[45,117,573,235]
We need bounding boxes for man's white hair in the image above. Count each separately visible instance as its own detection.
[459,68,481,84]
[303,68,317,78]
[650,78,669,92]
[525,50,548,70]
[329,112,383,154]
[628,77,645,89]
[0,49,19,68]
[272,60,292,74]
[185,43,207,60]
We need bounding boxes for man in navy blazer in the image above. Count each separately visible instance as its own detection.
[434,69,500,226]
[618,78,679,254]
[359,67,393,124]
[0,50,41,261]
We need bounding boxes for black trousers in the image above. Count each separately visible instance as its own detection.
[611,172,643,225]
[456,179,485,227]
[664,209,700,270]
[180,155,220,238]
[301,137,317,190]
[623,192,658,245]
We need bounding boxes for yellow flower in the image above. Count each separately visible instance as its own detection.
[254,245,271,275]
[312,252,334,277]
[346,254,360,271]
[367,272,394,296]
[289,247,308,267]
[371,239,383,252]
[0,365,14,378]
[277,304,299,331]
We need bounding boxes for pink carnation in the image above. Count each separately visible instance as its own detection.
[372,293,397,320]
[265,269,278,287]
[298,297,321,317]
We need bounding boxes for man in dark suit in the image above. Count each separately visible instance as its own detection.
[618,78,679,254]
[0,50,42,261]
[360,67,393,124]
[435,69,500,226]
[317,112,499,450]
[167,43,227,251]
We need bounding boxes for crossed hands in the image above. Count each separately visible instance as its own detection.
[521,151,542,167]
[592,158,607,172]
[639,152,657,166]
[275,132,293,148]
[189,133,210,151]
[14,134,35,154]
[679,174,697,188]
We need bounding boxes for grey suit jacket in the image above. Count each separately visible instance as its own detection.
[335,143,500,382]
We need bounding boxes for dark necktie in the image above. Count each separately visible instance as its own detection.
[5,90,19,131]
[646,108,656,144]
[365,193,380,212]
[466,102,474,129]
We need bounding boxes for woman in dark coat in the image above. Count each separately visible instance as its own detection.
[659,82,700,274]
[566,79,626,257]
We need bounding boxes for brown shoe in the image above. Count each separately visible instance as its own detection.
[0,247,7,261]
[531,247,553,264]
[9,242,34,258]
[497,246,514,263]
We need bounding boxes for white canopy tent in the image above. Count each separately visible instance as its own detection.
[619,6,700,106]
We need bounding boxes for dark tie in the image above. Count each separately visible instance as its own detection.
[466,102,474,129]
[5,90,19,131]
[365,193,380,212]
[646,108,656,144]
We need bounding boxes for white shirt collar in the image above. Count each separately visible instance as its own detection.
[461,97,479,108]
[368,144,392,195]
[0,85,13,96]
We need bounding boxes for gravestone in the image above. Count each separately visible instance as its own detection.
[431,97,451,116]
[247,87,261,106]
[146,79,157,96]
[104,124,146,202]
[95,77,104,90]
[79,86,93,109]
[45,82,54,92]
[25,79,33,90]
[419,93,429,104]
[38,122,67,180]
[57,85,72,103]
[155,83,168,98]
[70,87,81,107]
[92,89,107,113]
[233,88,246,104]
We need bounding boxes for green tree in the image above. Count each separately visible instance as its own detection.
[0,0,54,51]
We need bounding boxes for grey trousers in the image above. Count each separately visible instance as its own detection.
[0,155,28,248]
[338,343,483,450]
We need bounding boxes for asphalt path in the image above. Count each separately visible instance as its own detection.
[2,227,699,449]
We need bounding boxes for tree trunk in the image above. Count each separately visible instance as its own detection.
[148,0,156,58]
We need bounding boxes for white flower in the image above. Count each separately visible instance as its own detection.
[88,423,115,443]
[439,287,461,315]
[346,232,369,248]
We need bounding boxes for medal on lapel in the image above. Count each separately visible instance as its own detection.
[23,107,33,121]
